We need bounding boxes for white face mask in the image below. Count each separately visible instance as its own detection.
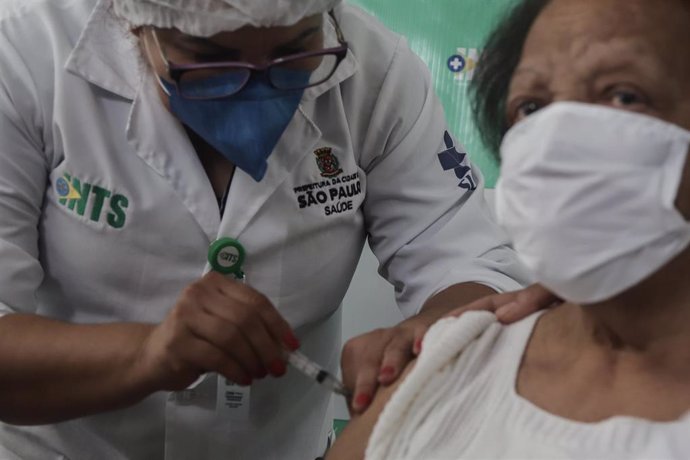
[495,102,690,304]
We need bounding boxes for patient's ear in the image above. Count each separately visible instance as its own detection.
[674,147,690,219]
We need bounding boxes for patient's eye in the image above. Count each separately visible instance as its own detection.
[514,100,543,122]
[613,91,639,105]
[605,86,649,110]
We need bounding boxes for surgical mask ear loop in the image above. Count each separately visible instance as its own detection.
[141,27,172,96]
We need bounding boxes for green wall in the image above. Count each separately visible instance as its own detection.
[347,0,518,187]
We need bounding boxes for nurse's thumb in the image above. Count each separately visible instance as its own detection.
[412,324,428,356]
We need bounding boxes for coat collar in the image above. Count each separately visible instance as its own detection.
[303,7,359,102]
[65,0,141,101]
[65,1,358,103]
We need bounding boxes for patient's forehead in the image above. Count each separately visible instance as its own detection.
[522,0,690,81]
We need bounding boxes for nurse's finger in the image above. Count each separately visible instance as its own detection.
[187,277,279,377]
[233,309,289,378]
[213,276,300,351]
[443,290,517,318]
[377,332,416,385]
[175,334,253,387]
[186,306,267,379]
[495,284,561,324]
[412,322,429,356]
[351,367,380,414]
[340,333,382,413]
[204,297,288,378]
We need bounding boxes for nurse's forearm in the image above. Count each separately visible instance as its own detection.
[418,282,497,323]
[0,314,156,425]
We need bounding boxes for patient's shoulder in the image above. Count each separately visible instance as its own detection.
[419,310,538,384]
[364,311,542,460]
[328,312,541,460]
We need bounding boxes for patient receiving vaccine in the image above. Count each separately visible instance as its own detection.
[328,0,690,458]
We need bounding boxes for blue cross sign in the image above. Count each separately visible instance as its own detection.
[447,55,466,73]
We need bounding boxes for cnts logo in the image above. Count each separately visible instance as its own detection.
[55,174,130,229]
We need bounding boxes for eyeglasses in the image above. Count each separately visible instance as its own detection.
[148,12,349,100]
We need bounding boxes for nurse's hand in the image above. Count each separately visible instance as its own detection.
[340,283,558,415]
[340,318,427,415]
[443,283,560,323]
[341,282,498,414]
[139,272,300,391]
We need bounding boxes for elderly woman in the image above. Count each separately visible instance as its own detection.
[327,0,690,458]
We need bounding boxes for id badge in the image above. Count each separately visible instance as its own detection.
[164,374,251,460]
[216,376,251,422]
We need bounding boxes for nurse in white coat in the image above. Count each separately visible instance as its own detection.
[0,0,528,458]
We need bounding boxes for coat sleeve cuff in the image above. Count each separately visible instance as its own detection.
[402,269,529,318]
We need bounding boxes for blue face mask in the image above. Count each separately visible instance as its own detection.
[161,69,309,182]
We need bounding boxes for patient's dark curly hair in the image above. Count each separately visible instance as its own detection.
[470,0,551,160]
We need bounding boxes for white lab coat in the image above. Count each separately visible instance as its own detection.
[0,0,528,459]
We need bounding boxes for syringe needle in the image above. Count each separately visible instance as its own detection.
[285,350,351,397]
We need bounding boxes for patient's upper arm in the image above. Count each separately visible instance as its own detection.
[326,361,416,460]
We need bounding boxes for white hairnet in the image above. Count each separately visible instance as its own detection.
[112,0,343,37]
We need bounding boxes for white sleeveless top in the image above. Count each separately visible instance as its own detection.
[367,311,690,460]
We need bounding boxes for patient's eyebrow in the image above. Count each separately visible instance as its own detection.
[512,67,545,78]
[509,66,551,92]
[589,57,661,84]
[575,40,664,83]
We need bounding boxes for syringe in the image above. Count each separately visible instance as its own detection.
[205,245,349,397]
[286,350,351,398]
